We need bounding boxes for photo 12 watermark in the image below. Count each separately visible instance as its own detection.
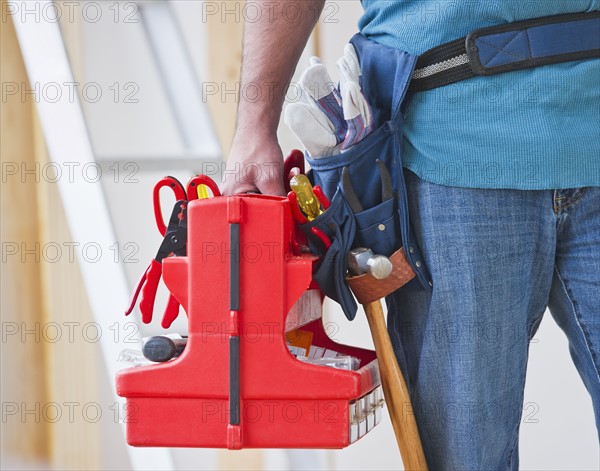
[1,321,140,345]
[1,161,139,184]
[200,1,339,24]
[2,1,140,25]
[1,401,138,425]
[1,81,140,105]
[1,241,139,264]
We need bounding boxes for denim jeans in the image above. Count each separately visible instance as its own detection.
[387,170,600,470]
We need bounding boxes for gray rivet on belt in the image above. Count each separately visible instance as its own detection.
[415,261,422,268]
[378,224,386,231]
[409,246,415,254]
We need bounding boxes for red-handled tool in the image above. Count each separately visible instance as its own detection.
[313,185,330,210]
[138,259,163,323]
[288,191,332,252]
[161,293,181,329]
[310,226,332,250]
[288,191,308,224]
[125,201,188,324]
[126,174,221,327]
[153,176,186,236]
[187,174,221,201]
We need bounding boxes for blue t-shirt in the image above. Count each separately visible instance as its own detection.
[359,1,600,189]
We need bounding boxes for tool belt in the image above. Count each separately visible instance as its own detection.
[410,11,600,92]
[302,11,599,320]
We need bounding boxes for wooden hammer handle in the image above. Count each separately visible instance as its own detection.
[364,300,428,471]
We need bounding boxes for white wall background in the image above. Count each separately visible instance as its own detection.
[66,0,598,469]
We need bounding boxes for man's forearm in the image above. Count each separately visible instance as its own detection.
[236,0,325,135]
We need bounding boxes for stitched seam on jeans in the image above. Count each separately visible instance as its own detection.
[553,190,560,215]
[554,266,600,382]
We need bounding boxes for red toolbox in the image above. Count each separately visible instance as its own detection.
[116,194,383,449]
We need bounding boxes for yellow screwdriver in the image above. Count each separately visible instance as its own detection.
[290,174,323,221]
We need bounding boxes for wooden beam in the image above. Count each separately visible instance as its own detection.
[1,6,101,468]
[34,115,102,471]
[0,5,50,463]
[205,0,244,157]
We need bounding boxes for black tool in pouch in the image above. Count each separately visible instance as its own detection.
[299,34,433,321]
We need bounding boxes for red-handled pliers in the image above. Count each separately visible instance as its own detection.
[125,198,188,327]
[126,175,220,329]
[153,176,187,237]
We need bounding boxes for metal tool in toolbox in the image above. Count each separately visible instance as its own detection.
[124,175,221,328]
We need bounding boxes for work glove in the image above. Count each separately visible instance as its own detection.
[337,44,374,151]
[284,102,340,158]
[284,57,344,158]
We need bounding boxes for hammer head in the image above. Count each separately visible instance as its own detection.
[348,248,393,280]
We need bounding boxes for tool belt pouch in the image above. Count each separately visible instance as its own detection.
[299,192,358,319]
[301,34,432,320]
